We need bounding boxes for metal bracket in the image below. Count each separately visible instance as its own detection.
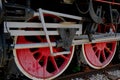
[111,9,120,24]
[89,0,103,24]
[38,8,72,56]
[58,28,77,50]
[87,6,102,42]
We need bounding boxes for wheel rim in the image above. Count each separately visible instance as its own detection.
[82,24,117,69]
[13,14,74,79]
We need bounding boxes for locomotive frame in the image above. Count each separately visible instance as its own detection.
[0,0,120,79]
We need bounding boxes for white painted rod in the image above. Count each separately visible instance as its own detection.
[12,42,56,49]
[34,9,82,20]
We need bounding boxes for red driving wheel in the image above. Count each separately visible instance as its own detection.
[13,14,74,79]
[82,24,117,69]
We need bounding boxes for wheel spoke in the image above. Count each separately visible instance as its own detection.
[93,46,98,53]
[105,47,112,54]
[31,49,40,55]
[50,57,59,71]
[96,50,101,60]
[37,54,42,62]
[101,50,107,61]
[59,55,69,60]
[43,56,48,68]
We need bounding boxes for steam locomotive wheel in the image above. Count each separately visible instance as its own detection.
[82,24,117,69]
[13,15,74,79]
